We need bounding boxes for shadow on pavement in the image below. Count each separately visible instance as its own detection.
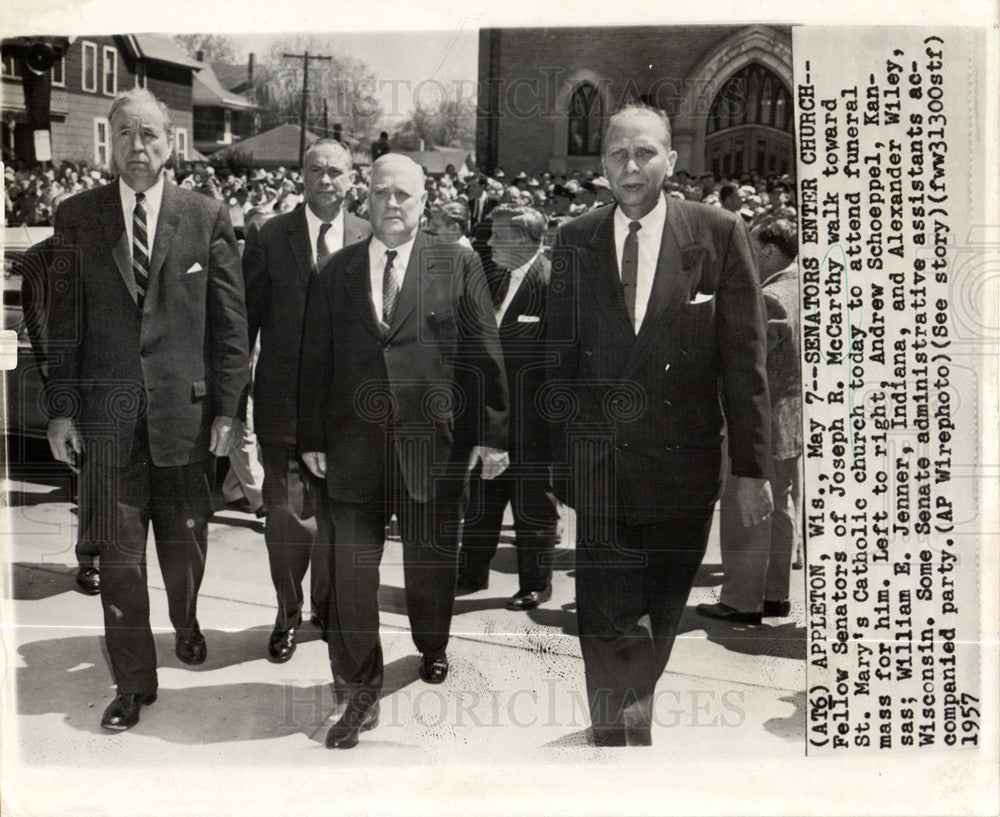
[678,610,806,661]
[11,562,83,601]
[763,690,806,741]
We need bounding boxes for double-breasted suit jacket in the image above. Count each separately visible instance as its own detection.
[298,231,508,504]
[546,197,771,524]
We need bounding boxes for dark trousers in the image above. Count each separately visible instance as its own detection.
[260,442,331,630]
[323,455,462,700]
[80,423,214,695]
[460,464,558,592]
[575,506,713,744]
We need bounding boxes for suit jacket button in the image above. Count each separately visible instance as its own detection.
[384,343,391,352]
[663,400,672,406]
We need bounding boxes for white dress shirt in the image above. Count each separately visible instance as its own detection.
[368,233,417,323]
[304,204,345,265]
[613,193,666,332]
[119,175,165,259]
[495,251,539,325]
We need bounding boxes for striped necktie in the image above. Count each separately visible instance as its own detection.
[381,250,399,328]
[132,192,150,306]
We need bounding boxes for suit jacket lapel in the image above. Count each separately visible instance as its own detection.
[287,207,314,282]
[148,180,181,284]
[344,212,369,246]
[345,237,383,340]
[385,231,428,340]
[624,198,704,377]
[499,254,545,333]
[99,183,134,301]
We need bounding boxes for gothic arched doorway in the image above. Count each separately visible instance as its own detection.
[705,62,794,179]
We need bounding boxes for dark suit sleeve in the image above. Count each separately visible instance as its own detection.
[42,201,83,419]
[716,216,771,478]
[455,249,508,451]
[297,264,335,454]
[206,201,250,418]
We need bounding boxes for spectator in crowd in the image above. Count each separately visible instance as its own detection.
[426,200,473,249]
[371,130,391,162]
[697,217,802,624]
[457,204,558,610]
[719,183,743,213]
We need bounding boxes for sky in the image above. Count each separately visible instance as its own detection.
[207,29,479,124]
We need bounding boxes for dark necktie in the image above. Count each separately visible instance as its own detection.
[490,267,511,309]
[132,192,150,306]
[381,249,399,327]
[316,221,332,269]
[621,220,641,330]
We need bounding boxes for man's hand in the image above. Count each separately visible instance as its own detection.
[467,446,509,480]
[302,452,327,479]
[47,417,83,472]
[734,476,774,527]
[209,415,237,457]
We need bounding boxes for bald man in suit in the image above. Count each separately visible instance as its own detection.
[299,154,508,749]
[243,138,371,663]
[545,105,772,747]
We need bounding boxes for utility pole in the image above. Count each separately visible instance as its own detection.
[282,49,332,168]
[323,98,328,137]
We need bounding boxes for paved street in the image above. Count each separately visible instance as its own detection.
[3,438,806,813]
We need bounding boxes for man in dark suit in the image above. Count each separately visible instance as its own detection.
[299,153,508,749]
[45,89,248,731]
[697,217,802,624]
[243,138,371,662]
[457,204,559,610]
[545,104,773,747]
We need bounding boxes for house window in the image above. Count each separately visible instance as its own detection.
[175,127,188,161]
[94,117,110,166]
[134,60,146,89]
[1,54,22,78]
[102,46,117,96]
[567,83,602,156]
[81,41,98,92]
[51,54,65,87]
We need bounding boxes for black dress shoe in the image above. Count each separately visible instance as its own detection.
[267,625,297,663]
[418,654,449,684]
[455,575,488,596]
[76,566,101,595]
[100,691,157,731]
[695,602,762,625]
[763,599,792,618]
[325,700,380,749]
[175,628,207,665]
[505,585,552,611]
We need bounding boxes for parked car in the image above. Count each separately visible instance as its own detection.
[4,225,55,439]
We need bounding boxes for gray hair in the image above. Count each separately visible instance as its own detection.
[304,137,353,167]
[604,103,672,151]
[107,88,173,137]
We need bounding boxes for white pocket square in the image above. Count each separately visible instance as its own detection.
[689,292,714,304]
[186,263,204,274]
[516,314,541,323]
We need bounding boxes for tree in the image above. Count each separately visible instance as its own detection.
[389,92,475,151]
[252,36,382,147]
[173,34,243,65]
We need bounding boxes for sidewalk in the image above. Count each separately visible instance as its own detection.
[2,454,806,812]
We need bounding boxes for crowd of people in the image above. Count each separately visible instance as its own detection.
[6,152,797,237]
[24,84,802,750]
